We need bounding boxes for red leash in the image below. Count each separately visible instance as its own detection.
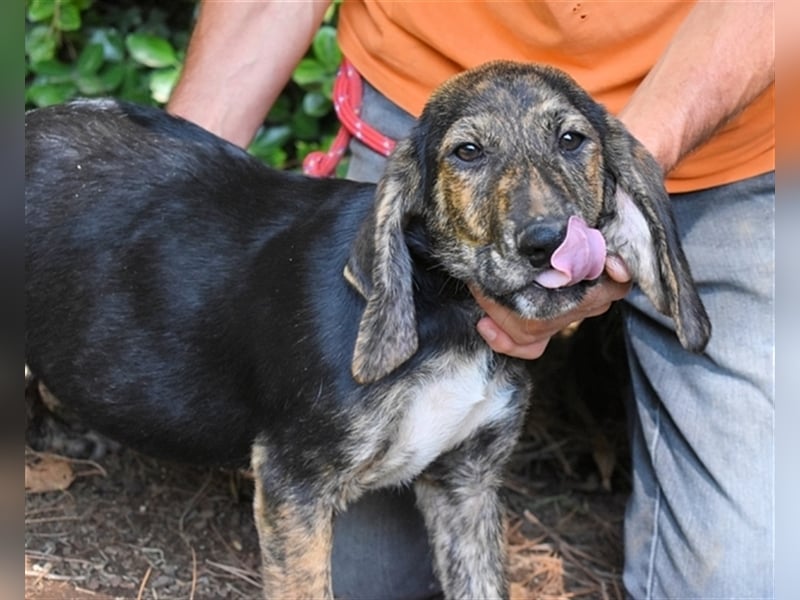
[302,58,397,178]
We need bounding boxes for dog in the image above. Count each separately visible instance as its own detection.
[25,61,710,599]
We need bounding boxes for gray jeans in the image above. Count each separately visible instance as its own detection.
[331,82,775,600]
[623,173,774,599]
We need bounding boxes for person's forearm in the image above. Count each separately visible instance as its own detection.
[619,0,774,174]
[167,0,332,147]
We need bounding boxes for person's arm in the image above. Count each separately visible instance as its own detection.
[475,0,774,360]
[167,0,332,148]
[618,0,774,173]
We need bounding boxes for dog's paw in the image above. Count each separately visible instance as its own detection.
[26,377,119,461]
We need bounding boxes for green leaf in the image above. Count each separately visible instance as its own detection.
[88,28,125,62]
[76,73,107,95]
[292,58,329,87]
[77,43,105,76]
[56,3,82,32]
[248,126,292,167]
[267,95,292,123]
[250,125,292,152]
[27,0,55,22]
[25,25,56,63]
[26,82,78,107]
[295,140,323,164]
[323,1,340,25]
[97,62,126,91]
[250,145,289,169]
[125,33,177,68]
[149,66,181,104]
[28,59,73,80]
[335,156,350,179]
[320,77,334,100]
[301,91,331,118]
[290,110,320,140]
[117,62,154,105]
[312,26,341,72]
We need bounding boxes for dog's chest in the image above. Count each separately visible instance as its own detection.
[364,352,517,488]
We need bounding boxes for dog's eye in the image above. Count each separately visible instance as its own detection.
[453,142,484,162]
[559,131,586,153]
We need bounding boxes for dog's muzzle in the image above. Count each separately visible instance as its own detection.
[515,217,566,269]
[517,216,606,289]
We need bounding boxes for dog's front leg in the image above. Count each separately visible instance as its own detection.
[414,426,519,600]
[251,443,334,599]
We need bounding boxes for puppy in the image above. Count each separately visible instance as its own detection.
[25,61,710,599]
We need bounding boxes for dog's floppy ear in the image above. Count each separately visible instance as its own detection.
[344,138,425,384]
[601,116,711,352]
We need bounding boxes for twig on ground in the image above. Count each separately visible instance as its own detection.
[73,586,103,596]
[178,472,213,534]
[523,509,621,597]
[25,550,96,566]
[189,545,197,600]
[26,447,108,479]
[26,515,83,525]
[175,472,212,600]
[25,568,87,583]
[205,560,262,588]
[136,565,152,600]
[210,520,250,569]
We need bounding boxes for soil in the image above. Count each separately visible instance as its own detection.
[25,314,631,600]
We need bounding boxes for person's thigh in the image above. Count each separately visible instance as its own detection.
[622,172,774,599]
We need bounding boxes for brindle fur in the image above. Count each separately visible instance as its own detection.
[25,61,710,599]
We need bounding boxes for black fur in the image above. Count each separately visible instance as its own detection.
[26,61,710,600]
[26,100,493,467]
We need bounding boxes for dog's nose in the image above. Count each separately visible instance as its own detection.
[516,218,565,268]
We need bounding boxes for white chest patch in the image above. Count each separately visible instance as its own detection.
[366,352,517,489]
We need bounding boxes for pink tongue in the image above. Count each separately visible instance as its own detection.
[533,216,606,289]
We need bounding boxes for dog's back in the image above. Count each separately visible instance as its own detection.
[25,100,382,465]
[26,63,712,599]
[25,100,503,470]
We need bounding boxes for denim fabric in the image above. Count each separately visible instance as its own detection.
[331,487,441,600]
[622,173,775,599]
[332,79,775,600]
[344,81,417,184]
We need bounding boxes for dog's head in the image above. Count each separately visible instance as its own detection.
[346,61,711,384]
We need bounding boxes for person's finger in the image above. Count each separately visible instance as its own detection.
[581,274,632,312]
[605,254,632,283]
[469,264,632,359]
[471,286,560,344]
[475,316,551,360]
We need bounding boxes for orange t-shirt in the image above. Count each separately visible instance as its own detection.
[337,1,774,194]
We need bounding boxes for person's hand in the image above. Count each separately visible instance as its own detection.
[470,255,632,360]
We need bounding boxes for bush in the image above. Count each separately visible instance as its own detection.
[25,0,343,170]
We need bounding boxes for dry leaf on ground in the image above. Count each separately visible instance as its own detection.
[25,453,74,493]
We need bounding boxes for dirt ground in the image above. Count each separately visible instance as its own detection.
[25,315,631,600]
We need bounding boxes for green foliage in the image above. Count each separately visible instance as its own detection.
[25,0,343,170]
[249,13,342,169]
[25,1,190,107]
